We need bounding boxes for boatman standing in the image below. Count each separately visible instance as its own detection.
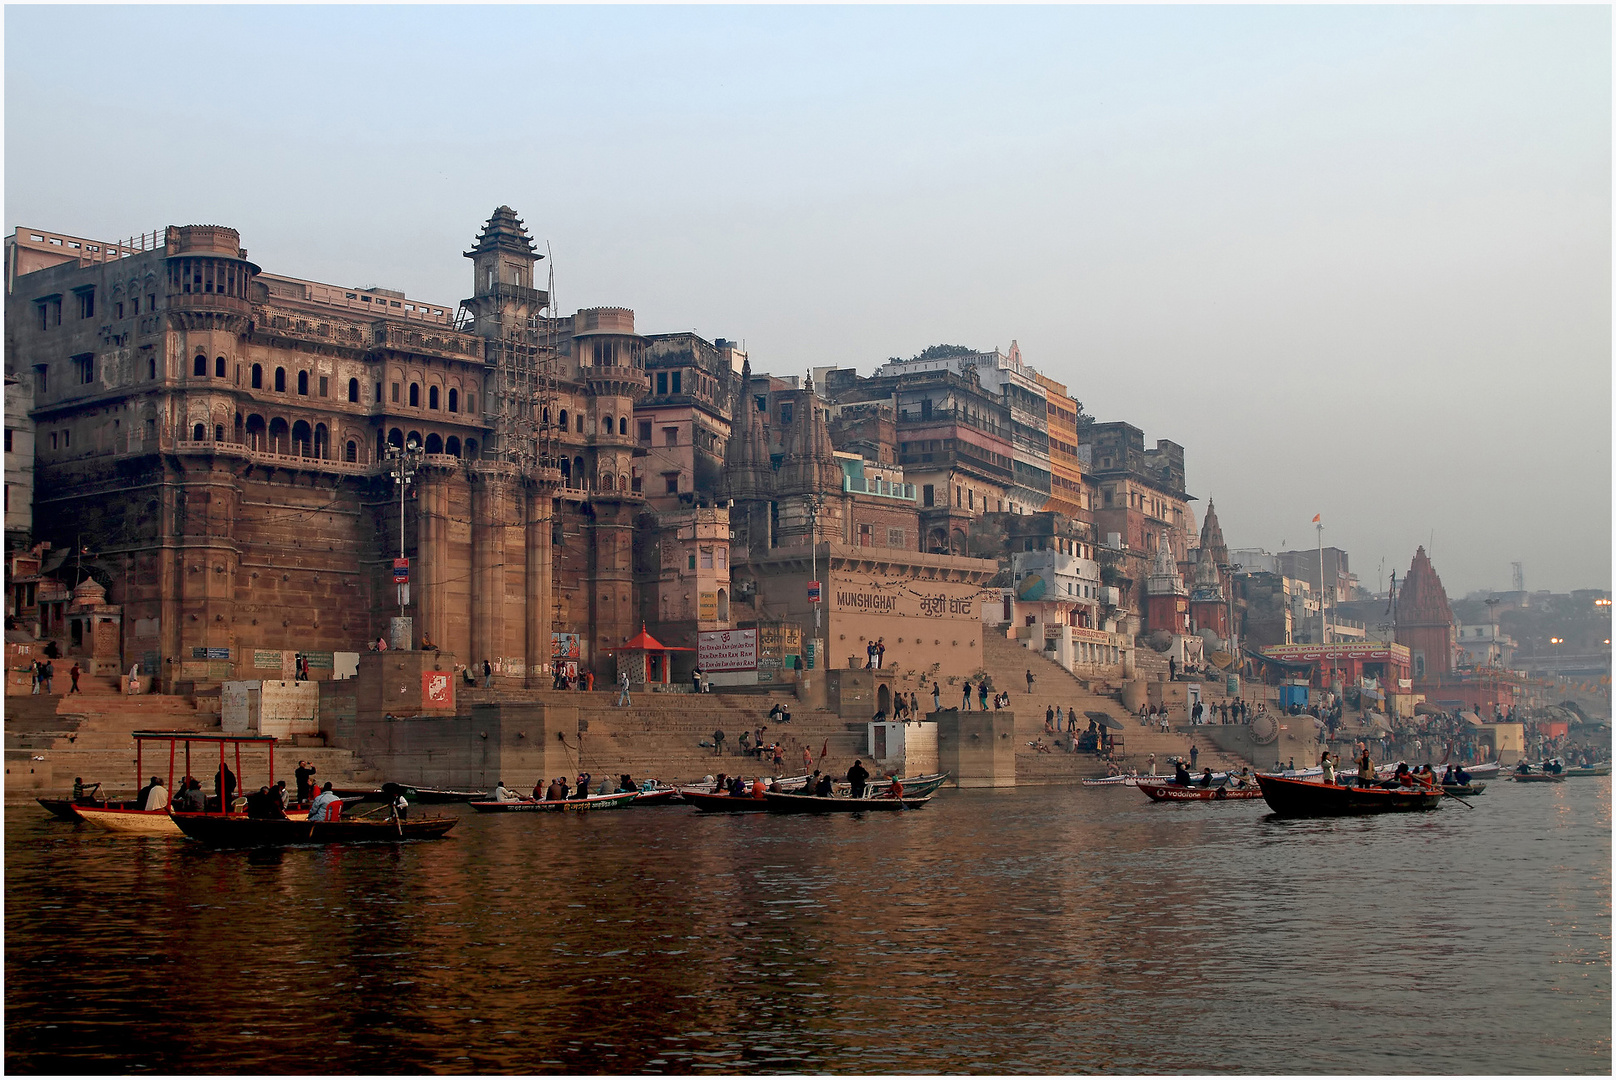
[1357,748,1375,788]
[847,759,871,799]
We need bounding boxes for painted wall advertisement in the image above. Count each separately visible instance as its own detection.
[698,629,757,672]
[552,633,581,660]
[698,592,718,621]
[422,671,454,709]
[830,578,977,622]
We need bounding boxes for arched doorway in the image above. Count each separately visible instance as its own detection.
[877,683,892,717]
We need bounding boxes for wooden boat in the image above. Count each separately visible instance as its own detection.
[173,812,456,847]
[1441,782,1487,797]
[1138,780,1264,802]
[631,786,682,805]
[467,790,640,812]
[1563,764,1610,778]
[71,730,285,834]
[681,790,772,813]
[1255,774,1444,817]
[762,792,933,814]
[1511,771,1564,783]
[869,772,949,798]
[36,795,120,821]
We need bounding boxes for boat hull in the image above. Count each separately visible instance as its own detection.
[74,807,183,834]
[631,788,681,805]
[173,813,456,847]
[1138,781,1264,802]
[1512,773,1565,783]
[1256,775,1444,817]
[1564,765,1610,778]
[467,790,640,812]
[681,790,772,812]
[1441,783,1487,797]
[763,792,933,813]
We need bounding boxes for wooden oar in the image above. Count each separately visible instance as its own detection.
[1442,790,1475,809]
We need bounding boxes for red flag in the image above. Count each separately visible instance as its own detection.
[819,740,828,761]
[1311,514,1321,523]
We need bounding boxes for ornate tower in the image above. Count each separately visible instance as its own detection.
[1395,546,1456,680]
[722,357,774,557]
[773,375,843,550]
[1145,528,1190,635]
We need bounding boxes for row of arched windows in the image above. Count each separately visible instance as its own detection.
[382,428,477,460]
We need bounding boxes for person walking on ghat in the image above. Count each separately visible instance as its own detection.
[483,659,493,688]
[932,682,941,712]
[712,728,726,756]
[1026,669,1035,693]
[961,681,972,711]
[616,670,632,707]
[69,662,81,694]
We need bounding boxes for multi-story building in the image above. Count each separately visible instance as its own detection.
[1082,421,1193,562]
[1034,370,1087,522]
[4,371,34,552]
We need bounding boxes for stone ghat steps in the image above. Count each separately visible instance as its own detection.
[15,743,382,802]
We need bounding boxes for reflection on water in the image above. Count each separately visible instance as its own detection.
[6,781,1609,1074]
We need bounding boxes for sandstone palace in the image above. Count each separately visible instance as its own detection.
[10,208,1155,695]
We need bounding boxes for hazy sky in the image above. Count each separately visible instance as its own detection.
[6,6,1609,595]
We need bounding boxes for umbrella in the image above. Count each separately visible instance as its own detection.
[1085,711,1124,730]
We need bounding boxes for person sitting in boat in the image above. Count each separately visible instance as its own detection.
[815,774,834,797]
[246,785,288,819]
[490,781,520,802]
[1441,764,1456,786]
[1198,767,1215,788]
[71,777,100,803]
[1454,765,1471,786]
[532,778,547,802]
[1515,761,1533,776]
[544,778,565,802]
[620,774,636,794]
[750,777,766,799]
[1320,753,1337,785]
[1391,763,1416,788]
[178,778,207,813]
[138,776,169,808]
[711,773,727,794]
[1234,767,1254,789]
[1173,761,1193,786]
[887,773,904,799]
[307,783,341,822]
[573,773,592,799]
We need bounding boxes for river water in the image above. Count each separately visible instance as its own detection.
[6,780,1609,1074]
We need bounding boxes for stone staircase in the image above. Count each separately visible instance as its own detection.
[4,685,381,803]
[978,631,1250,782]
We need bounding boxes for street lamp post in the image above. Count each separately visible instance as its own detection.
[387,438,423,620]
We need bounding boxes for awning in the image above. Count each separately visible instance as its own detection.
[1460,711,1485,726]
[1086,711,1124,730]
[1364,712,1393,733]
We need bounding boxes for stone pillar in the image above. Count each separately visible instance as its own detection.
[416,467,452,654]
[934,708,1017,788]
[589,501,637,662]
[471,467,513,678]
[524,485,554,689]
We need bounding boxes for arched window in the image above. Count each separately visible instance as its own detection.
[348,378,359,403]
[718,588,729,622]
[559,457,571,480]
[215,356,226,378]
[446,436,461,457]
[407,430,423,451]
[193,423,206,441]
[601,473,614,491]
[573,456,584,484]
[268,417,289,454]
[428,386,439,410]
[425,433,444,454]
[292,420,312,457]
[388,428,404,449]
[297,370,309,396]
[193,355,207,377]
[448,388,459,413]
[313,424,329,459]
[465,439,478,458]
[215,424,224,442]
[246,415,266,451]
[345,440,358,463]
[251,364,263,389]
[602,414,613,436]
[576,414,583,432]
[409,383,420,407]
[619,417,628,436]
[558,409,568,430]
[275,367,286,392]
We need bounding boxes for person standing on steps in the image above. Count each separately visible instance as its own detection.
[483,659,493,688]
[712,728,725,756]
[616,670,632,708]
[68,662,81,694]
[1189,742,1199,769]
[876,638,886,669]
[932,682,941,712]
[1026,669,1035,693]
[961,681,972,711]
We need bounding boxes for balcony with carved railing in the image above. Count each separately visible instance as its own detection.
[117,434,380,476]
[583,363,649,399]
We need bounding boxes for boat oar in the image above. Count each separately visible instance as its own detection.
[1442,790,1475,809]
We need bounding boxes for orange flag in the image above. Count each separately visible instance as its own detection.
[1312,514,1321,523]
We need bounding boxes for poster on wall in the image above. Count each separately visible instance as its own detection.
[422,671,454,708]
[551,633,581,660]
[698,592,718,621]
[698,629,757,672]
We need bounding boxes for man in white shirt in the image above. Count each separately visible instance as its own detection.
[490,780,519,802]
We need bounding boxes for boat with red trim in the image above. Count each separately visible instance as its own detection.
[467,789,640,812]
[1255,774,1444,817]
[172,812,456,847]
[1138,780,1264,802]
[762,791,933,813]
